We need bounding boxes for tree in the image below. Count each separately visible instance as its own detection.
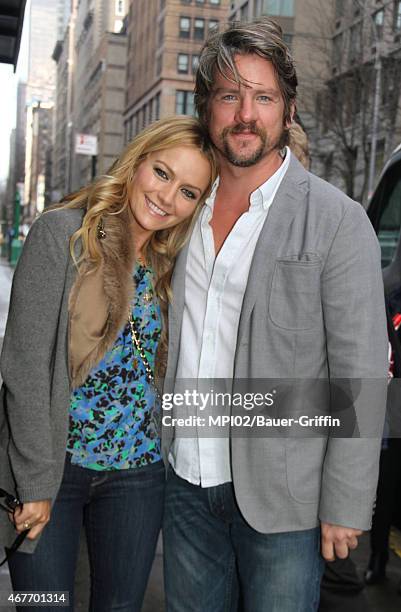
[301,0,401,203]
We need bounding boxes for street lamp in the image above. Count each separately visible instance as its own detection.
[366,6,383,199]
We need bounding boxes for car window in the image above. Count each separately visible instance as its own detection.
[377,178,401,267]
[369,159,401,268]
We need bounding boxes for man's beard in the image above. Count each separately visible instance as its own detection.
[219,122,286,167]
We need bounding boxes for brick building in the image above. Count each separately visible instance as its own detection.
[124,0,230,142]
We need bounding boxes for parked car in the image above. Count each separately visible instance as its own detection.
[368,144,401,293]
[367,144,401,532]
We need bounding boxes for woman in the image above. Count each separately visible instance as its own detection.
[0,116,217,611]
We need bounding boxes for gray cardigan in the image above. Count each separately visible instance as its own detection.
[0,208,83,551]
[0,205,138,553]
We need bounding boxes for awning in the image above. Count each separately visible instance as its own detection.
[0,0,27,70]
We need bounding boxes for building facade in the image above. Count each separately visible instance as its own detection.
[124,0,230,142]
[59,0,128,191]
[26,0,59,104]
[313,0,401,202]
[52,0,78,200]
[229,0,331,135]
[4,130,17,231]
[14,82,27,194]
[231,0,401,202]
[24,101,53,219]
[22,0,71,220]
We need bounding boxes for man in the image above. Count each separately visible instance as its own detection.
[162,18,388,612]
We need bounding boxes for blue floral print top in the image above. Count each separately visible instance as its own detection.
[66,263,162,470]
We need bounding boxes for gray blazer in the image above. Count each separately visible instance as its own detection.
[0,208,83,552]
[162,155,389,533]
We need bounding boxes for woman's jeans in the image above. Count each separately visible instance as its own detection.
[8,455,165,612]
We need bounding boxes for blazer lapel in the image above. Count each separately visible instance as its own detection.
[236,155,310,349]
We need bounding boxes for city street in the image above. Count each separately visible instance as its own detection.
[0,257,401,610]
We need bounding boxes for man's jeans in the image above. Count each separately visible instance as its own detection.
[163,469,324,612]
[8,455,165,612]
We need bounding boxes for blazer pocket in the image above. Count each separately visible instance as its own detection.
[269,259,321,330]
[285,439,326,504]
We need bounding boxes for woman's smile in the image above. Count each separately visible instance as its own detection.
[145,195,168,217]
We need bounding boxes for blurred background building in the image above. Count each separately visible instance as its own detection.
[52,0,76,202]
[313,0,401,203]
[124,0,229,141]
[26,0,58,103]
[3,0,401,227]
[22,0,68,221]
[68,0,127,191]
[231,0,401,203]
[4,81,26,229]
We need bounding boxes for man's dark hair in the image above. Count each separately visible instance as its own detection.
[194,18,298,129]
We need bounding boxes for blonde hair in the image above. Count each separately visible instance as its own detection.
[289,122,310,170]
[59,116,218,369]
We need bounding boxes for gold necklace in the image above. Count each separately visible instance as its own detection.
[128,313,155,385]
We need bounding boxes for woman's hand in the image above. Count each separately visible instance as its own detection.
[11,500,51,540]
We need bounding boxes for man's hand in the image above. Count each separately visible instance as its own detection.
[11,500,51,540]
[320,521,363,561]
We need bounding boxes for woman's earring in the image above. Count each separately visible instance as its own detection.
[97,219,106,240]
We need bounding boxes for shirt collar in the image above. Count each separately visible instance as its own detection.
[204,147,291,213]
[204,176,219,211]
[250,146,291,211]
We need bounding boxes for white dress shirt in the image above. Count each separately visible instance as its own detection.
[169,148,291,487]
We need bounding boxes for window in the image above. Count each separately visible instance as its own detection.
[370,160,401,267]
[240,2,249,20]
[394,0,401,31]
[349,23,362,61]
[373,9,384,41]
[343,78,360,126]
[156,54,162,75]
[176,90,195,115]
[332,33,343,66]
[159,18,164,45]
[148,100,154,124]
[180,17,191,38]
[115,0,124,16]
[181,0,191,3]
[208,19,219,31]
[283,33,293,49]
[155,93,161,120]
[335,0,345,18]
[177,53,189,73]
[196,0,205,4]
[210,0,221,4]
[194,18,205,40]
[254,0,262,14]
[263,0,294,17]
[324,153,333,181]
[192,54,200,73]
